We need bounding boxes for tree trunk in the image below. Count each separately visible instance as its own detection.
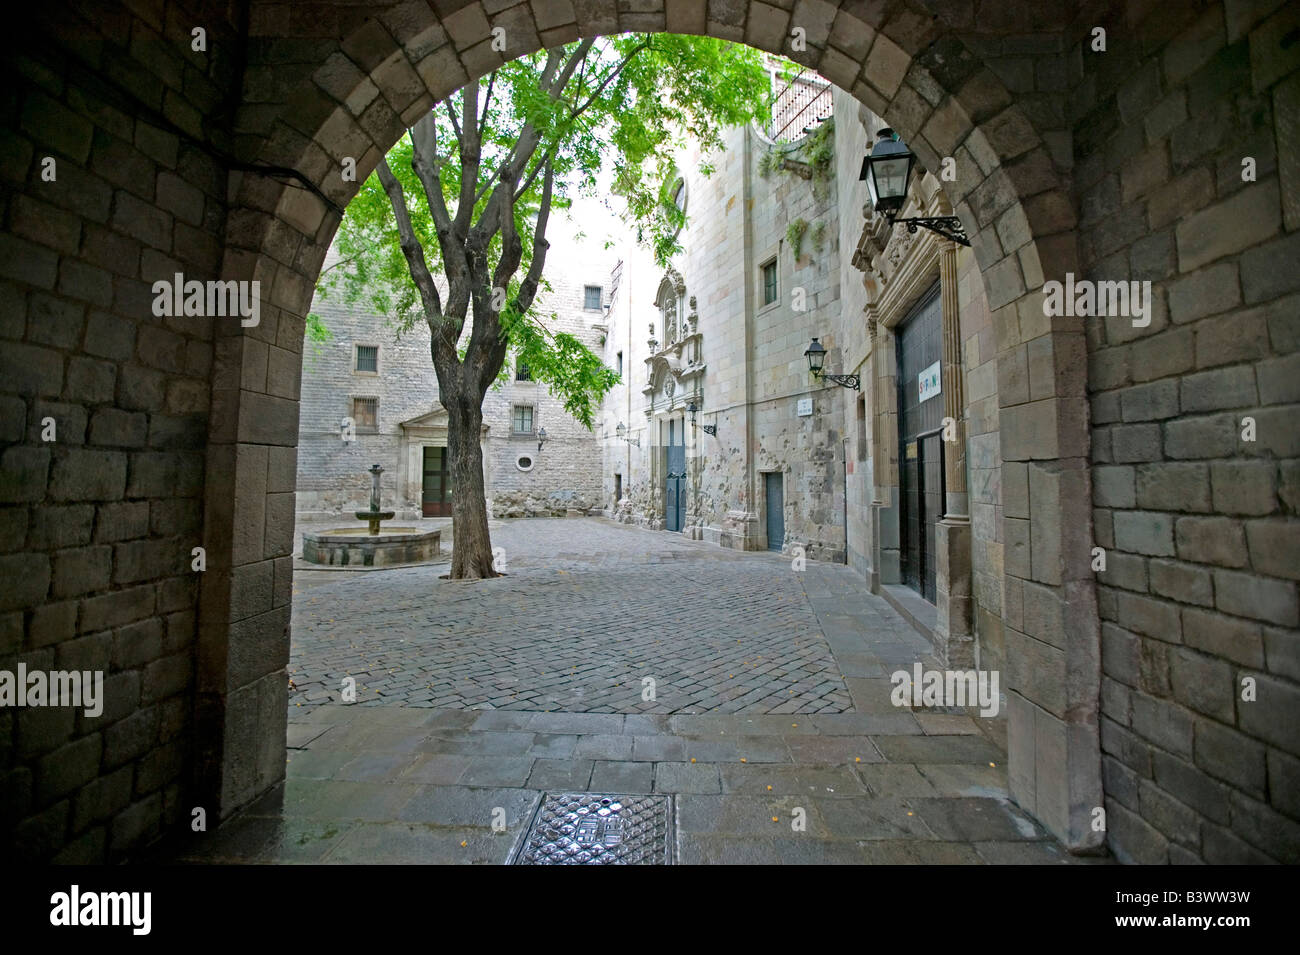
[445,394,498,579]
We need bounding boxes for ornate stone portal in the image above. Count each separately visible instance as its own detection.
[856,171,974,668]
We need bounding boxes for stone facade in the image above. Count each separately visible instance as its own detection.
[599,101,848,560]
[295,220,613,523]
[1,0,1296,865]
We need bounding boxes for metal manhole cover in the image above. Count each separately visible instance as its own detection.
[510,793,673,865]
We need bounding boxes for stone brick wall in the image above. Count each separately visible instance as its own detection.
[832,89,876,580]
[1,2,241,861]
[295,219,613,520]
[957,248,1005,676]
[602,119,847,557]
[1072,0,1300,863]
[6,0,1293,865]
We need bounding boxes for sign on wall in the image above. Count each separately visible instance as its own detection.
[918,360,942,403]
[796,398,813,417]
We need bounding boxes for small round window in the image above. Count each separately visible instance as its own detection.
[516,455,534,471]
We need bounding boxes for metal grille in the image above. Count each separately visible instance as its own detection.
[351,396,378,432]
[511,793,673,865]
[766,67,833,143]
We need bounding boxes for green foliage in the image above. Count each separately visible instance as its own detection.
[787,217,808,260]
[302,311,334,371]
[316,35,770,429]
[811,219,826,253]
[757,116,836,200]
[803,117,835,196]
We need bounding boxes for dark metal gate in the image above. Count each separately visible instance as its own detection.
[896,284,943,602]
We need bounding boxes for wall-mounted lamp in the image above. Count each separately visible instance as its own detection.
[615,422,640,447]
[859,128,970,246]
[805,338,860,391]
[687,401,717,436]
[536,426,548,453]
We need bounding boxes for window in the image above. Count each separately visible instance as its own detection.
[762,260,778,306]
[616,351,623,376]
[512,405,534,434]
[584,285,602,310]
[355,344,378,373]
[351,397,378,433]
[516,455,534,471]
[670,178,687,213]
[516,362,531,381]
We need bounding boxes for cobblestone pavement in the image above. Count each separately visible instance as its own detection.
[158,519,1091,864]
[287,517,935,715]
[162,704,1093,864]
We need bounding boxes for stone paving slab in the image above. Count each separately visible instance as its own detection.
[153,519,1099,864]
[162,703,1092,865]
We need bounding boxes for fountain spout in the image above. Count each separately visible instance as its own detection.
[355,463,396,535]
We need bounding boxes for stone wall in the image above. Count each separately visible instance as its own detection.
[833,89,877,581]
[1,1,241,861]
[601,118,847,557]
[1074,0,1300,864]
[295,218,613,522]
[4,0,1294,865]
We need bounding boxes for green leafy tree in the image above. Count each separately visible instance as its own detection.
[318,36,770,578]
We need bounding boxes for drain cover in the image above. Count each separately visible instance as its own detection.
[511,793,673,865]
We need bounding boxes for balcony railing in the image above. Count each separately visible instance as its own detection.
[766,67,833,143]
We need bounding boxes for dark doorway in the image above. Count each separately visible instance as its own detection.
[614,473,622,507]
[665,419,684,532]
[896,283,943,603]
[764,472,784,552]
[422,445,452,516]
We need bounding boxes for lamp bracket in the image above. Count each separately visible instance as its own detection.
[888,213,970,247]
[816,372,861,391]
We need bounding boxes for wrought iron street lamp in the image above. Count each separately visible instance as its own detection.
[536,426,547,453]
[687,401,717,436]
[805,337,860,391]
[859,128,969,246]
[615,422,639,447]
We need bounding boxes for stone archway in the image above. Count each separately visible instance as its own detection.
[200,0,1099,851]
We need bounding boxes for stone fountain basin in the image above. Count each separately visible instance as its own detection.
[301,526,441,566]
[355,510,396,522]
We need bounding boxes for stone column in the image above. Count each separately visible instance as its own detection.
[867,313,883,593]
[940,240,968,519]
[867,314,884,506]
[934,238,974,667]
[868,310,901,590]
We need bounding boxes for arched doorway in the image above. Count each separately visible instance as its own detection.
[199,1,1099,851]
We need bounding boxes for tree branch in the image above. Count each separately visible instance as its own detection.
[375,157,443,322]
[514,160,554,316]
[410,114,472,329]
[452,79,481,241]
